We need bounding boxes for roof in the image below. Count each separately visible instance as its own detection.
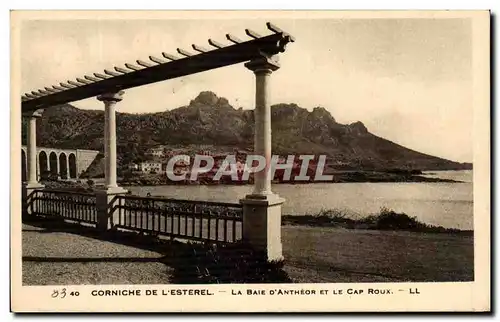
[21,22,295,114]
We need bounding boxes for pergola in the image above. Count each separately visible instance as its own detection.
[22,22,295,260]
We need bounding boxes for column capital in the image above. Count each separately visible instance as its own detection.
[22,109,44,118]
[97,90,125,103]
[245,56,280,75]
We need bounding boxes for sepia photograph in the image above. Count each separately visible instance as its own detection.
[10,10,490,312]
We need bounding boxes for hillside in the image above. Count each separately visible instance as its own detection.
[21,91,471,171]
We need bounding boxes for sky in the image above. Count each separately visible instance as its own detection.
[20,16,473,162]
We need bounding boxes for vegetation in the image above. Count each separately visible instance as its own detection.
[167,241,292,284]
[282,207,472,235]
[41,180,95,193]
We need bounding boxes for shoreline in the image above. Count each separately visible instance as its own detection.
[281,211,473,236]
[116,172,463,187]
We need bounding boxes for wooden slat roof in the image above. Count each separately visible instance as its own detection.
[21,22,295,113]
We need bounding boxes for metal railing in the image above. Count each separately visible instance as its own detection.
[113,195,243,243]
[30,189,98,224]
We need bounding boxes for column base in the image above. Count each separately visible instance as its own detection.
[239,193,285,262]
[23,182,45,190]
[97,186,128,195]
[96,186,128,231]
[22,182,45,215]
[243,193,285,205]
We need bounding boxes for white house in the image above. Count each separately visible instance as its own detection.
[147,147,165,158]
[127,163,139,171]
[140,161,162,174]
[198,150,212,156]
[167,155,191,165]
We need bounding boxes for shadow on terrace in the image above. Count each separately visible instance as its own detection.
[22,215,292,285]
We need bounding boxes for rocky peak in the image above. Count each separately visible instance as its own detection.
[190,91,232,109]
[192,91,218,105]
[311,106,336,123]
[348,121,368,134]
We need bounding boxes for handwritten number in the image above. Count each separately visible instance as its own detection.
[51,288,67,298]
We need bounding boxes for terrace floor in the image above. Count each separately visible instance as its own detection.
[22,223,172,285]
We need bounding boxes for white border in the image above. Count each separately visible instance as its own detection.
[3,1,498,320]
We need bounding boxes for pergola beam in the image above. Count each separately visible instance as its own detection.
[192,44,208,53]
[208,39,225,49]
[149,55,166,64]
[137,59,153,68]
[22,25,294,112]
[245,29,261,39]
[124,63,141,71]
[84,75,100,82]
[114,67,130,74]
[44,87,58,93]
[162,52,178,60]
[226,33,242,44]
[176,48,193,57]
[104,69,120,77]
[94,72,111,79]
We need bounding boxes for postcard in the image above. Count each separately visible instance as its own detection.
[10,10,490,312]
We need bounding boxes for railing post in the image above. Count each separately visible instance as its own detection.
[96,190,127,231]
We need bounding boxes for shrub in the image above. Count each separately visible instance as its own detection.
[282,208,356,228]
[168,241,292,284]
[374,207,419,230]
[283,207,470,235]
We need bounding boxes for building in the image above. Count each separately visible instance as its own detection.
[198,150,212,156]
[127,163,139,171]
[147,147,165,158]
[140,161,162,174]
[175,155,191,165]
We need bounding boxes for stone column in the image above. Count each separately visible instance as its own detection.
[240,56,285,261]
[23,109,44,215]
[245,56,279,196]
[54,153,60,179]
[24,110,44,188]
[97,91,126,193]
[66,157,70,180]
[96,91,127,231]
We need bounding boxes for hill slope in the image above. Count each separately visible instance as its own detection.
[21,91,471,171]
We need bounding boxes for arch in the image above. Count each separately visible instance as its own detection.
[69,153,77,179]
[38,151,48,180]
[49,152,58,177]
[21,150,27,182]
[59,152,68,179]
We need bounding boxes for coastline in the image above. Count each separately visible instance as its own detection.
[117,170,463,187]
[281,208,473,236]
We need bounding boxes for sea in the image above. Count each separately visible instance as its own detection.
[126,170,473,230]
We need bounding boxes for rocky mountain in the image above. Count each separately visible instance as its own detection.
[21,91,472,171]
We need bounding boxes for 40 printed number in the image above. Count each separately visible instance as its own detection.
[51,288,80,298]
